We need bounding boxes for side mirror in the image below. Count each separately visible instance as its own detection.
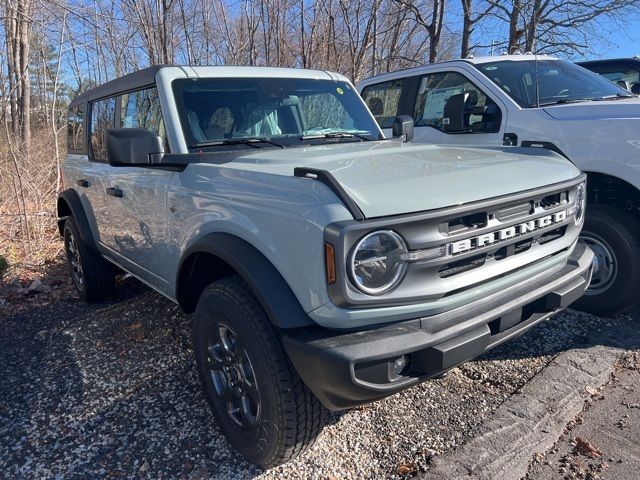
[442,93,466,132]
[392,115,414,142]
[106,128,164,166]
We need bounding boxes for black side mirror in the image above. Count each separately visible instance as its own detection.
[106,128,165,166]
[392,115,414,142]
[442,93,466,132]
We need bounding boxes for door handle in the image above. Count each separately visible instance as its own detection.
[105,187,123,198]
[76,179,89,188]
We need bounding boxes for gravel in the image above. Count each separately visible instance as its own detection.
[0,279,637,479]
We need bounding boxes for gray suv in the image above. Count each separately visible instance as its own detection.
[58,65,593,467]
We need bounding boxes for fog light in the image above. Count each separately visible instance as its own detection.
[393,355,410,376]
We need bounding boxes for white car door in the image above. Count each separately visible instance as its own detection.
[102,87,174,292]
[361,67,509,146]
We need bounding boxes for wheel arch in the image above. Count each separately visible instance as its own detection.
[176,232,314,330]
[57,189,99,251]
[584,171,640,218]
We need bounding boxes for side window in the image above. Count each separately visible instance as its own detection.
[67,104,85,151]
[598,69,640,93]
[361,80,403,128]
[89,97,116,161]
[414,72,501,134]
[120,87,165,138]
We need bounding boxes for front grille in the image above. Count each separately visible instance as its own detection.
[538,226,567,245]
[540,191,569,210]
[438,254,486,278]
[495,201,533,222]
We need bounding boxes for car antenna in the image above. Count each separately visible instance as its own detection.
[534,49,540,108]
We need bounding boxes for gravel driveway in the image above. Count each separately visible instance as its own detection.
[0,279,636,479]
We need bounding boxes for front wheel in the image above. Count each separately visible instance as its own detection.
[573,205,640,316]
[193,276,327,467]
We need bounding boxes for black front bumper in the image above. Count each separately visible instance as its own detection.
[283,243,594,410]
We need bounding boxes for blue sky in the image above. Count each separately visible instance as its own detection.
[577,18,640,61]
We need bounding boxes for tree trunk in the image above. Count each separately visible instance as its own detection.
[461,0,472,58]
[18,0,30,153]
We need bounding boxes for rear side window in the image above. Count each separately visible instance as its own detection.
[67,104,85,152]
[120,87,165,139]
[414,71,500,133]
[89,97,116,161]
[361,80,403,128]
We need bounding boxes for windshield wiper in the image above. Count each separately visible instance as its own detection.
[300,131,372,141]
[595,93,635,101]
[193,137,285,149]
[537,98,593,107]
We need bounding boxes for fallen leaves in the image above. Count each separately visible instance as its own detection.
[396,463,416,476]
[573,437,601,459]
[585,386,599,396]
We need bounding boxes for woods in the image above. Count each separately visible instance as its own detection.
[0,0,639,270]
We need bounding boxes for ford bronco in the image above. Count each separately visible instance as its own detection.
[359,55,640,316]
[59,65,592,467]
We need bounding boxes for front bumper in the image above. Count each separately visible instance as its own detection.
[283,243,593,410]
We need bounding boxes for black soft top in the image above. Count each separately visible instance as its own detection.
[68,65,173,108]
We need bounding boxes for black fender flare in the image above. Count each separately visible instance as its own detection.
[57,189,99,251]
[177,232,315,329]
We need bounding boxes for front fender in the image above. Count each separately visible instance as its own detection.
[177,232,315,329]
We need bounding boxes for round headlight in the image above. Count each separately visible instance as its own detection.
[575,182,586,224]
[349,230,407,295]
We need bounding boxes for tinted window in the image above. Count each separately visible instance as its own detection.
[172,78,381,150]
[67,104,85,151]
[586,65,640,93]
[475,59,631,107]
[414,72,500,133]
[89,97,116,161]
[120,88,165,137]
[361,80,404,128]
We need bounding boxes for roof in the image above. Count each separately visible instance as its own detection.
[577,57,640,66]
[69,65,350,107]
[69,65,170,107]
[464,54,558,64]
[357,54,560,86]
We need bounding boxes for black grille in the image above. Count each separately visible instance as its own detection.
[538,226,567,245]
[438,254,486,278]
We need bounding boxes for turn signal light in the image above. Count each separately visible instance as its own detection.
[324,243,336,285]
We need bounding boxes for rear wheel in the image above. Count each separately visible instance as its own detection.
[193,276,327,467]
[63,217,115,302]
[574,205,640,316]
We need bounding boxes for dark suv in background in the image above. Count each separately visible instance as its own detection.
[578,57,640,94]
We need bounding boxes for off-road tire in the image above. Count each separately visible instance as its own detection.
[193,276,327,468]
[63,217,115,302]
[574,204,640,316]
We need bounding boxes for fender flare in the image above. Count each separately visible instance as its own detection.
[57,189,99,251]
[177,232,315,329]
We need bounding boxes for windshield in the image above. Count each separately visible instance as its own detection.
[173,77,382,150]
[474,59,631,107]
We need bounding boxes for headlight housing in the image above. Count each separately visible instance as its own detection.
[573,182,586,224]
[349,230,407,295]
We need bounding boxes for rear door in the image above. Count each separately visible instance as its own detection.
[66,99,114,248]
[103,87,174,292]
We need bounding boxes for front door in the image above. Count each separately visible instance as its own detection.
[102,87,174,292]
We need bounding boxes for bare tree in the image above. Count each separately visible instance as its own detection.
[460,0,494,57]
[393,0,447,63]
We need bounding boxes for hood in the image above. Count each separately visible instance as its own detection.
[225,141,581,218]
[543,98,640,120]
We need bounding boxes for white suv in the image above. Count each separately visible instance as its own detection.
[358,55,640,316]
